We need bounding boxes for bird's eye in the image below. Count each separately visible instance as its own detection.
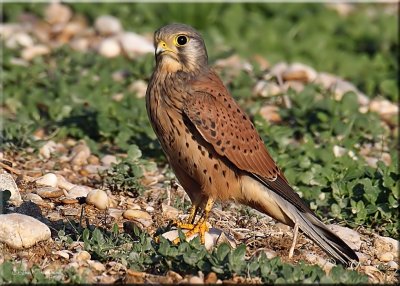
[175,35,189,46]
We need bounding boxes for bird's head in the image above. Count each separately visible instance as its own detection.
[153,23,208,74]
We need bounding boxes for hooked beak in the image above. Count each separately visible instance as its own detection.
[156,40,173,56]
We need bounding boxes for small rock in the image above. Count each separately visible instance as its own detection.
[214,54,253,76]
[70,37,90,52]
[62,207,80,216]
[205,272,218,284]
[74,250,91,262]
[44,3,72,24]
[39,140,58,159]
[83,164,108,174]
[95,15,122,36]
[88,260,106,272]
[21,45,50,61]
[374,235,399,258]
[70,142,91,166]
[46,211,63,221]
[0,173,22,206]
[387,261,398,270]
[108,208,124,219]
[56,175,75,191]
[282,63,317,82]
[23,193,44,204]
[369,98,398,126]
[263,249,278,259]
[0,213,51,249]
[128,80,148,98]
[259,105,282,123]
[101,155,118,167]
[356,252,369,263]
[333,145,347,157]
[118,32,153,57]
[6,32,34,49]
[162,204,179,220]
[61,198,78,204]
[328,224,361,251]
[146,206,155,213]
[123,209,151,220]
[66,185,91,198]
[252,80,282,97]
[378,252,394,262]
[267,62,288,79]
[189,275,204,284]
[305,252,334,273]
[54,250,71,259]
[36,187,64,199]
[86,189,109,210]
[98,38,121,58]
[36,173,58,188]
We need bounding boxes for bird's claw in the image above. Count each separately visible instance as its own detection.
[172,219,209,245]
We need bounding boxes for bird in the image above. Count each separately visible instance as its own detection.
[145,23,359,266]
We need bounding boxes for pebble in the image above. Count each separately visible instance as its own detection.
[123,209,151,220]
[36,173,58,188]
[387,261,398,270]
[101,155,118,166]
[259,105,282,123]
[98,38,121,58]
[356,252,369,263]
[21,45,50,61]
[66,185,91,198]
[86,189,109,210]
[95,15,122,36]
[83,164,108,174]
[36,187,64,199]
[6,32,34,49]
[39,140,58,159]
[128,80,148,98]
[205,272,218,284]
[62,208,80,216]
[263,249,278,259]
[145,206,155,213]
[74,250,91,262]
[189,275,204,284]
[305,252,334,273]
[118,32,153,57]
[108,208,124,219]
[23,193,44,204]
[56,175,76,191]
[162,203,179,220]
[282,62,318,82]
[378,252,394,262]
[328,224,361,251]
[252,80,282,97]
[0,173,22,206]
[88,260,106,272]
[54,250,71,259]
[44,2,72,24]
[333,145,347,157]
[374,235,399,258]
[61,198,78,204]
[0,213,51,249]
[70,142,91,166]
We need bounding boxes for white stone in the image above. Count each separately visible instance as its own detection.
[378,252,394,262]
[56,175,76,191]
[98,38,121,58]
[333,145,347,157]
[95,15,122,36]
[74,250,91,262]
[36,173,58,188]
[70,142,91,166]
[328,224,361,251]
[118,32,153,57]
[387,261,398,270]
[101,155,118,167]
[283,62,318,82]
[36,187,64,199]
[54,250,71,259]
[128,80,148,98]
[0,213,51,249]
[21,45,50,61]
[88,260,106,272]
[67,185,92,198]
[123,209,151,220]
[23,193,44,204]
[162,204,179,220]
[6,32,34,49]
[145,206,155,213]
[44,3,72,24]
[39,140,58,159]
[86,189,109,210]
[0,173,22,206]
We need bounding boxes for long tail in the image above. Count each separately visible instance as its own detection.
[240,175,359,266]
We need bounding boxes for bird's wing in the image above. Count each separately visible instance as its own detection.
[183,71,313,214]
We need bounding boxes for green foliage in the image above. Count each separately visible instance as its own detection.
[79,225,368,283]
[0,261,86,284]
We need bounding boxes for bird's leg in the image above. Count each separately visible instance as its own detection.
[172,204,199,230]
[288,223,299,259]
[174,197,214,244]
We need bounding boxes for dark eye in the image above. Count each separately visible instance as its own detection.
[176,35,188,46]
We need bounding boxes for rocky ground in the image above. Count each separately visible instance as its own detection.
[1,2,398,284]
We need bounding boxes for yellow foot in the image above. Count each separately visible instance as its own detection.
[172,219,209,244]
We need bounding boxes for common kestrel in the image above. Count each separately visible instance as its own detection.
[145,23,358,266]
